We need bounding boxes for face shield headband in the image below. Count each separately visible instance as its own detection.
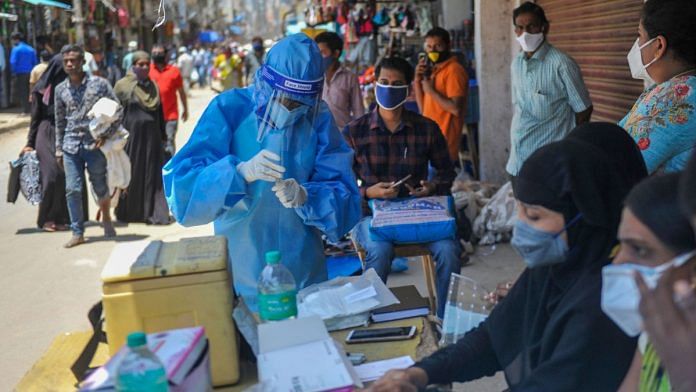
[256,64,324,143]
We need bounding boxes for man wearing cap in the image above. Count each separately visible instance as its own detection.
[163,34,362,309]
[121,41,138,74]
[177,46,194,96]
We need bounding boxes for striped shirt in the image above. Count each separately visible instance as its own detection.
[342,108,456,215]
[506,42,592,175]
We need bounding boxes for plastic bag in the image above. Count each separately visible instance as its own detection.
[101,126,131,192]
[473,182,517,245]
[297,269,398,331]
[88,97,121,140]
[440,274,493,346]
[19,151,41,205]
[369,196,456,244]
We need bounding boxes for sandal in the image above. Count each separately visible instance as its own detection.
[64,235,86,248]
[42,222,57,232]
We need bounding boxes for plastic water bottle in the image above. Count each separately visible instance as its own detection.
[116,332,169,392]
[258,251,298,322]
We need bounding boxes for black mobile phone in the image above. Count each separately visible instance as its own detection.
[345,326,417,344]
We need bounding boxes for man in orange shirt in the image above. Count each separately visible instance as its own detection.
[415,27,469,162]
[149,44,188,159]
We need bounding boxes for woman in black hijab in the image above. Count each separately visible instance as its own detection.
[369,124,647,391]
[113,51,170,224]
[21,54,87,231]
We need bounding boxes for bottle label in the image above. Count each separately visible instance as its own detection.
[258,290,298,321]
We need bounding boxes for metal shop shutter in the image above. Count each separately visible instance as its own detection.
[537,0,645,122]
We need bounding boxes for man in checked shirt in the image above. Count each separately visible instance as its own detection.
[343,57,461,319]
[55,45,122,248]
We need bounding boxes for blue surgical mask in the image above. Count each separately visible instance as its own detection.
[321,55,335,73]
[375,83,408,110]
[268,103,309,129]
[601,250,696,337]
[511,214,582,269]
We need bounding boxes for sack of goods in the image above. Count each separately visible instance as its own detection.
[369,196,456,244]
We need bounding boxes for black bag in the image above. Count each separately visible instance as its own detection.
[7,160,21,203]
[71,301,107,383]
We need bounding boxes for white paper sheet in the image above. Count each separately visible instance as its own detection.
[353,356,416,382]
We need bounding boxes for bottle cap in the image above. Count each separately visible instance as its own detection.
[127,332,147,348]
[265,251,281,265]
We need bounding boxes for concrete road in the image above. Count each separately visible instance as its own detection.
[0,87,525,390]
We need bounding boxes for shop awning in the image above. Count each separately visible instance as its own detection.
[22,0,72,10]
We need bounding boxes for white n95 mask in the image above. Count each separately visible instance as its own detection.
[627,37,658,84]
[516,32,544,53]
[601,250,696,337]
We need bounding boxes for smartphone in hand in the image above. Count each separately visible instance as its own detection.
[390,174,412,189]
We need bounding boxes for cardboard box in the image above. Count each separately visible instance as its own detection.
[101,236,239,386]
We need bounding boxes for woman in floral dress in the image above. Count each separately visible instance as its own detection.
[619,0,696,175]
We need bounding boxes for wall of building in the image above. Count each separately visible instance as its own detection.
[475,0,518,184]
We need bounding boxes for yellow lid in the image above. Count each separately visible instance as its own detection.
[101,236,228,283]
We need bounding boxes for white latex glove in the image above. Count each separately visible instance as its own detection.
[272,178,307,208]
[236,150,286,183]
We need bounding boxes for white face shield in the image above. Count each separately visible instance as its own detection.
[256,64,324,142]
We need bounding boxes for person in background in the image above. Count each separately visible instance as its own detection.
[244,36,265,86]
[368,123,645,391]
[28,50,52,102]
[343,57,459,319]
[10,32,37,114]
[163,34,361,310]
[505,2,593,178]
[191,43,209,88]
[54,45,121,248]
[121,41,137,74]
[414,27,468,163]
[149,44,188,159]
[619,0,696,174]
[315,32,364,130]
[0,41,6,108]
[600,173,695,392]
[176,46,194,96]
[91,48,122,86]
[113,51,171,225]
[21,54,78,232]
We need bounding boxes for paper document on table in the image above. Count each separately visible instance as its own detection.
[258,338,356,391]
[353,356,415,382]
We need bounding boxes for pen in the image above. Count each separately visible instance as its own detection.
[403,147,408,159]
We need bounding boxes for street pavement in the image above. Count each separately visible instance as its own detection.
[0,87,524,390]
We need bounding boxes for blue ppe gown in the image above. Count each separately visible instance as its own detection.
[162,36,361,310]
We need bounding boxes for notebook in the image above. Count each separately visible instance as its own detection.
[371,285,430,322]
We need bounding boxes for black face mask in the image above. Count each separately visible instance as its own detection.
[152,54,166,64]
[427,50,451,64]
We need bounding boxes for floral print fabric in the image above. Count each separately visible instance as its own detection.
[619,75,696,174]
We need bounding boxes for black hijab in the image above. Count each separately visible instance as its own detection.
[500,125,646,387]
[626,173,696,255]
[32,54,67,107]
[416,124,647,391]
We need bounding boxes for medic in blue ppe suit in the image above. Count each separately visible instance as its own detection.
[162,34,362,310]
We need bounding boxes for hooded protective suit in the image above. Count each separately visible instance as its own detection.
[163,34,361,309]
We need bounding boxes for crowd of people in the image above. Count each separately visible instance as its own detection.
[11,0,696,389]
